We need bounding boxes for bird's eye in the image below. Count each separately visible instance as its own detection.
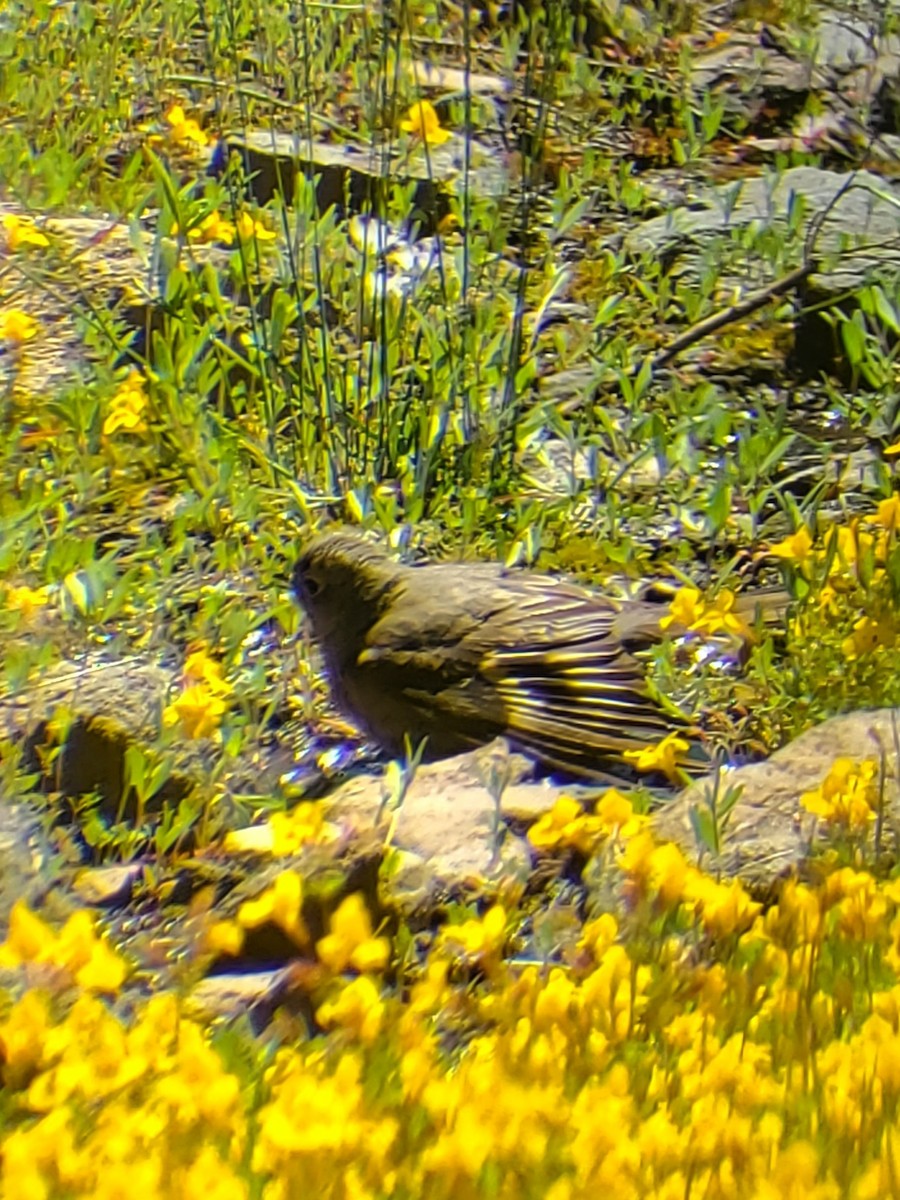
[303,574,322,598]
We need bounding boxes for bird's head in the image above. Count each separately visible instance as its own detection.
[292,530,401,660]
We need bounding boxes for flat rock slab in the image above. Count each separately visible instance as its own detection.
[221,130,508,226]
[624,166,900,294]
[654,708,900,892]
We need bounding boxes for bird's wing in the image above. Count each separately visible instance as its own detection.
[358,563,520,674]
[478,576,675,756]
[359,568,677,763]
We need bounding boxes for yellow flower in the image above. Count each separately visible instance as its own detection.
[874,494,900,532]
[836,883,888,941]
[1,1109,77,1200]
[401,1041,436,1100]
[399,99,452,145]
[409,958,451,1014]
[103,370,149,435]
[437,904,507,961]
[769,525,814,565]
[0,900,58,965]
[267,804,333,853]
[533,968,576,1031]
[692,588,753,639]
[660,585,752,639]
[623,731,690,782]
[316,975,385,1043]
[316,894,390,974]
[659,586,705,631]
[763,879,822,946]
[0,902,127,993]
[823,522,875,576]
[170,1148,248,1200]
[235,211,277,242]
[55,913,129,993]
[237,870,308,946]
[165,103,209,147]
[841,613,897,660]
[183,647,232,696]
[0,991,51,1085]
[619,834,690,907]
[2,214,49,250]
[3,583,50,619]
[0,309,38,343]
[527,795,604,855]
[576,913,619,963]
[594,788,635,827]
[801,758,878,830]
[162,684,227,739]
[203,919,245,957]
[176,210,235,244]
[683,875,761,937]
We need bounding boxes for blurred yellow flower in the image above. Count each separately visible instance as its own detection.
[684,875,762,937]
[317,893,390,974]
[237,870,308,946]
[2,214,49,250]
[620,833,690,907]
[173,210,236,244]
[528,795,605,855]
[408,958,451,1014]
[841,612,898,660]
[399,99,452,145]
[0,991,51,1085]
[165,103,209,147]
[162,683,227,739]
[317,975,385,1043]
[802,757,878,830]
[184,647,232,696]
[3,583,50,619]
[438,904,507,961]
[0,902,127,993]
[874,494,900,532]
[268,803,333,853]
[769,525,814,565]
[103,369,149,435]
[823,522,875,576]
[204,919,245,957]
[235,211,277,242]
[576,913,619,965]
[0,309,38,343]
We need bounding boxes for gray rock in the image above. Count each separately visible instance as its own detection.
[185,966,306,1032]
[0,656,181,815]
[72,863,144,907]
[625,166,900,291]
[327,741,542,914]
[0,652,295,825]
[623,165,900,378]
[653,709,900,892]
[0,797,64,937]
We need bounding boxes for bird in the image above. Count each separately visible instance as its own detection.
[290,529,719,781]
